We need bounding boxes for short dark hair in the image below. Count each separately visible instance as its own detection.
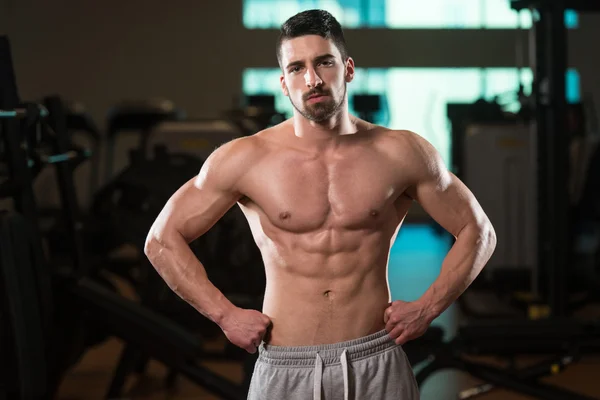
[276,9,348,67]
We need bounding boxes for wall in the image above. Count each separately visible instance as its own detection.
[1,1,246,124]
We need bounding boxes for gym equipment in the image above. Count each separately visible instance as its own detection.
[92,147,264,298]
[460,122,540,316]
[571,141,600,292]
[352,93,390,126]
[447,102,529,317]
[419,2,600,399]
[226,94,287,134]
[65,100,102,208]
[46,94,251,399]
[0,104,50,197]
[147,118,242,160]
[93,146,204,248]
[92,118,265,396]
[0,212,49,399]
[513,0,577,317]
[457,117,600,318]
[104,98,186,181]
[93,115,265,296]
[36,100,107,268]
[0,75,58,397]
[447,101,597,320]
[417,318,600,400]
[33,100,101,213]
[0,34,252,400]
[2,95,250,400]
[447,1,600,318]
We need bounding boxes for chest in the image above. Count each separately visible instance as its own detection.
[242,148,405,231]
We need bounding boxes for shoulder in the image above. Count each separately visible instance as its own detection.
[197,119,293,186]
[203,133,265,170]
[196,132,268,191]
[373,129,437,160]
[377,129,450,181]
[377,129,427,149]
[208,118,294,162]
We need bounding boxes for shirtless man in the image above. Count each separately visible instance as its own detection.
[144,9,496,400]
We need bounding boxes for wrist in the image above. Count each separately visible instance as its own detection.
[416,292,443,323]
[189,283,236,327]
[211,292,237,327]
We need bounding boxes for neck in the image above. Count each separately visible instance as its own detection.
[292,106,358,141]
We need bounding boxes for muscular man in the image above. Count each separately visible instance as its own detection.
[145,9,496,400]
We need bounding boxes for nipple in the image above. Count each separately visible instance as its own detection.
[279,211,291,220]
[370,210,379,217]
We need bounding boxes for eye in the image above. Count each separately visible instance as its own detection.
[320,60,334,67]
[289,66,302,73]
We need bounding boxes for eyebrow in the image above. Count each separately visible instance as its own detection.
[285,53,336,70]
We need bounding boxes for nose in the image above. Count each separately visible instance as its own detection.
[304,67,323,89]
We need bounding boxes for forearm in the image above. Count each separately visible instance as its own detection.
[418,221,496,320]
[144,233,235,326]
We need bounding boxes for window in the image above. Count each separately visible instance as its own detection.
[243,0,578,29]
[243,67,581,167]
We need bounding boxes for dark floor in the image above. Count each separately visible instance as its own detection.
[57,225,600,399]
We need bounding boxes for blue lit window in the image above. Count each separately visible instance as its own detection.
[243,0,578,29]
[243,68,580,167]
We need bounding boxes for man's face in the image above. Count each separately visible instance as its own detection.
[279,35,354,123]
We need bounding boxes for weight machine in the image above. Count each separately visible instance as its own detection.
[410,0,600,399]
[412,1,600,399]
[0,35,250,400]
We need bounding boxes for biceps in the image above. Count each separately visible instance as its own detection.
[412,173,485,237]
[152,177,239,243]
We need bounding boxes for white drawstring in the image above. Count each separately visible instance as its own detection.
[314,353,323,400]
[313,350,350,400]
[340,349,349,400]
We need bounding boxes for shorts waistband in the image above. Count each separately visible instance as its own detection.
[258,329,396,367]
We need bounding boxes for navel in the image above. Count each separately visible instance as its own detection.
[279,211,291,220]
[323,290,332,297]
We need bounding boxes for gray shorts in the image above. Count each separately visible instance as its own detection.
[247,329,420,400]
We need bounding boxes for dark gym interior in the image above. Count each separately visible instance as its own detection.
[2,1,600,399]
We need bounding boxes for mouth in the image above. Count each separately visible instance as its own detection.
[306,94,329,103]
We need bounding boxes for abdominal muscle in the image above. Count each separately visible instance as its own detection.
[259,237,393,347]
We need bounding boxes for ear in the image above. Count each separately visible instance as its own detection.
[280,74,289,96]
[345,57,355,83]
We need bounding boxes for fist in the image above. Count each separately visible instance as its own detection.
[384,300,431,345]
[221,307,272,354]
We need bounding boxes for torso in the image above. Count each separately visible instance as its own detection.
[236,119,414,346]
